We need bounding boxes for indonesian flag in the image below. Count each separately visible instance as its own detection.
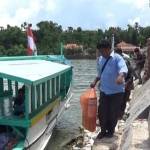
[27,25,37,56]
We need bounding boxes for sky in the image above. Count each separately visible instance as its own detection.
[0,0,150,30]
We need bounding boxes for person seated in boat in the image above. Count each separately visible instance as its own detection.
[13,85,25,116]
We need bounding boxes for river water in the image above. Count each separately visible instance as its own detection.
[47,59,97,150]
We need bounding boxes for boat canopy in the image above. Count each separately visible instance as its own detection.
[0,56,72,128]
[0,59,71,85]
[0,55,72,149]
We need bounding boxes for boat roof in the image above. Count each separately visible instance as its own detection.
[0,59,71,85]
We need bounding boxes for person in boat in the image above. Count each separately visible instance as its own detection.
[115,48,134,119]
[13,85,25,116]
[133,47,146,84]
[90,39,128,139]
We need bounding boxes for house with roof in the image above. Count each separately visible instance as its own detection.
[116,41,139,55]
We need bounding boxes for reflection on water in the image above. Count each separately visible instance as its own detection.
[47,59,97,150]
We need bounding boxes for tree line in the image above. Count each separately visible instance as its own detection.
[0,21,150,57]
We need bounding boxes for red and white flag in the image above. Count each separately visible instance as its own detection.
[27,25,37,56]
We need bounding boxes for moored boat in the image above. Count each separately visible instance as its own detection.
[0,55,72,150]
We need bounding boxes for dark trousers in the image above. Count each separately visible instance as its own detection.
[120,90,131,118]
[134,67,142,83]
[98,91,124,135]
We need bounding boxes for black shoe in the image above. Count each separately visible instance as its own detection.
[97,132,106,139]
[105,133,113,138]
[105,130,114,138]
[138,81,142,85]
[123,113,130,121]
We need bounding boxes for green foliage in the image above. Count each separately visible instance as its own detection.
[0,26,26,56]
[0,21,150,57]
[36,21,62,54]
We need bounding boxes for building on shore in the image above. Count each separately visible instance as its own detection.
[116,41,139,56]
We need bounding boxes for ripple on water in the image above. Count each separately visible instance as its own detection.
[47,59,97,150]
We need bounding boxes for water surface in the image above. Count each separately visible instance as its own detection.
[47,59,97,150]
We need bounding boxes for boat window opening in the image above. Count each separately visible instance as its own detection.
[10,81,17,96]
[66,70,70,88]
[28,76,62,117]
[8,80,12,92]
[0,70,73,119]
[45,81,47,103]
[15,81,18,96]
[42,82,45,104]
[47,80,50,101]
[54,77,57,96]
[0,80,26,118]
[0,69,71,119]
[56,76,59,94]
[65,69,72,91]
[59,75,61,93]
[13,81,24,96]
[13,82,25,117]
[67,71,70,85]
[40,84,42,106]
[31,85,36,112]
[60,73,65,98]
[3,79,8,91]
[60,72,68,99]
[45,79,52,102]
[36,85,40,108]
[33,83,47,111]
[0,96,13,117]
[29,77,60,117]
[2,79,13,94]
[50,79,52,100]
[52,78,55,98]
[34,85,37,109]
[59,69,72,101]
[65,72,67,95]
[28,85,39,116]
[27,85,32,114]
[0,78,4,96]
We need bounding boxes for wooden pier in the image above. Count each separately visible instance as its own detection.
[93,80,150,150]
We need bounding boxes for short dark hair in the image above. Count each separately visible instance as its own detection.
[97,39,111,50]
[115,48,123,55]
[134,48,139,52]
[18,85,25,94]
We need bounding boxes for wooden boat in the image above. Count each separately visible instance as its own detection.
[0,55,72,150]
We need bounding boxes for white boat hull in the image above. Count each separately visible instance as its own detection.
[25,92,72,150]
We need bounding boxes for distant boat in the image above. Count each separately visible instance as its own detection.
[0,55,72,150]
